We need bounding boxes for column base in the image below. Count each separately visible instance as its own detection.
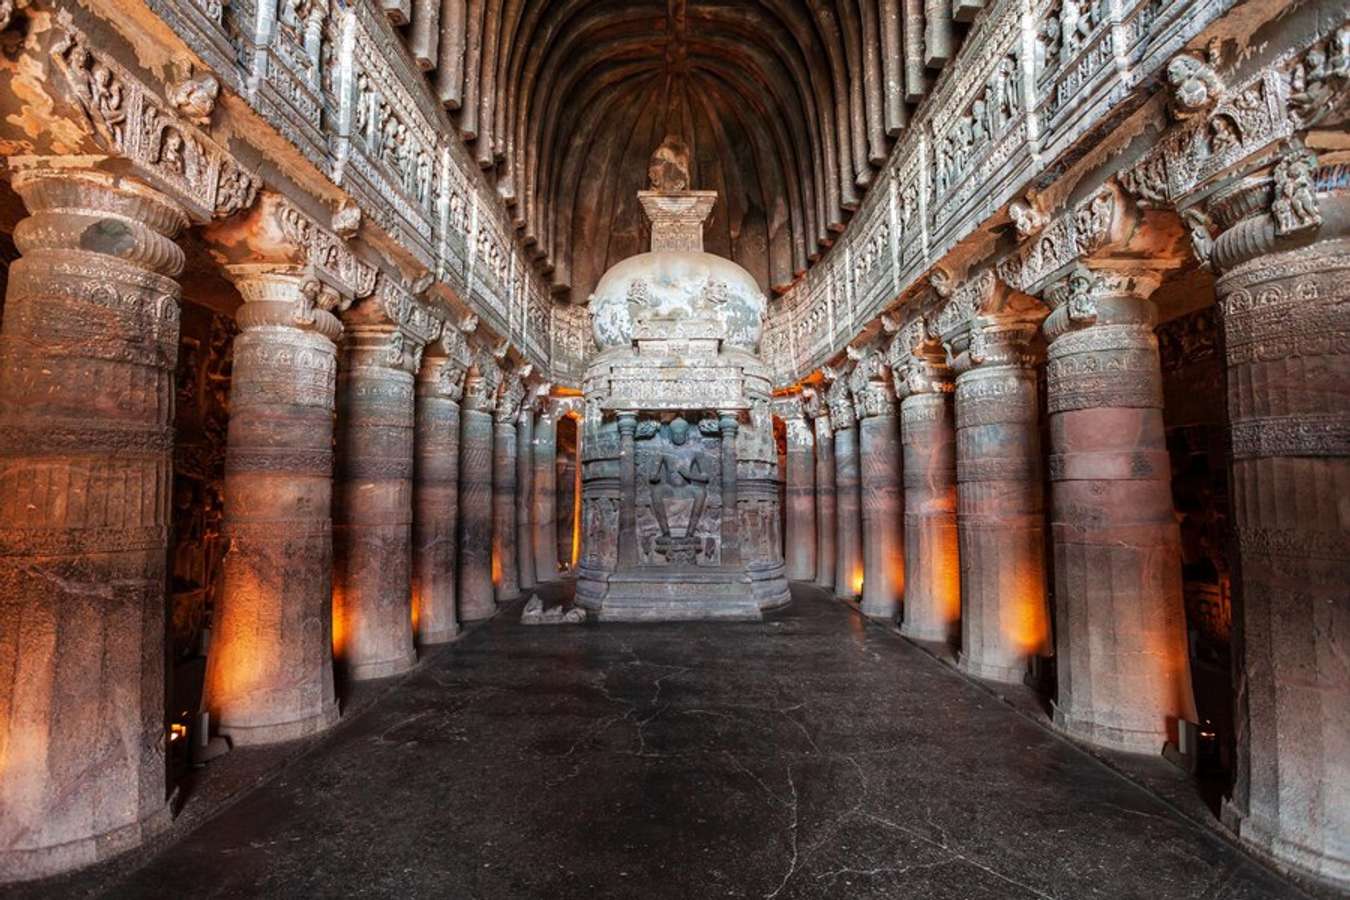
[218,700,340,747]
[346,650,417,682]
[1051,703,1167,756]
[814,575,834,589]
[0,799,173,884]
[418,624,462,645]
[860,600,895,621]
[957,653,1027,685]
[458,604,498,622]
[900,621,958,644]
[1221,800,1350,891]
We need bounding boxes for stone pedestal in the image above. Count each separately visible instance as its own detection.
[855,370,904,620]
[1043,269,1196,754]
[458,367,498,620]
[952,318,1050,684]
[532,403,559,582]
[894,338,960,643]
[412,335,468,646]
[777,398,817,582]
[807,396,836,589]
[516,406,536,591]
[0,166,185,879]
[333,324,419,681]
[1211,170,1349,887]
[205,265,340,746]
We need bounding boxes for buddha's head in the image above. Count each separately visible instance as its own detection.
[669,416,690,446]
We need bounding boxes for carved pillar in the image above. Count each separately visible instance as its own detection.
[950,317,1050,683]
[1042,266,1196,753]
[827,377,863,599]
[720,411,741,567]
[333,323,422,680]
[0,166,186,878]
[532,400,559,582]
[412,328,469,645]
[457,361,499,621]
[892,329,960,643]
[805,389,837,589]
[617,411,639,568]
[204,265,340,746]
[516,400,536,592]
[492,370,526,603]
[1207,157,1349,885]
[776,397,817,582]
[853,360,904,620]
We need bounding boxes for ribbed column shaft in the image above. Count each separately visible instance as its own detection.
[812,412,836,588]
[0,166,186,880]
[899,390,959,642]
[1043,273,1196,754]
[532,406,558,582]
[457,381,496,621]
[953,320,1050,684]
[516,408,535,592]
[859,410,903,619]
[782,412,817,581]
[833,424,863,599]
[205,265,340,746]
[413,354,462,645]
[333,326,418,681]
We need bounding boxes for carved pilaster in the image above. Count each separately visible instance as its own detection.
[803,387,837,589]
[1041,265,1196,754]
[823,371,862,599]
[1207,161,1349,888]
[413,323,470,645]
[850,352,903,620]
[492,366,530,603]
[0,164,186,879]
[515,390,538,593]
[773,395,817,583]
[532,396,560,583]
[458,350,502,621]
[333,309,426,681]
[203,264,341,747]
[890,318,960,643]
[948,313,1050,684]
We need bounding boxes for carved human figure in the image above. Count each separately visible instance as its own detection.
[648,416,711,540]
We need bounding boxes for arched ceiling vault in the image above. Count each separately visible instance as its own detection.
[395,0,967,300]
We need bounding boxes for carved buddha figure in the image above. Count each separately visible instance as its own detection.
[647,416,711,540]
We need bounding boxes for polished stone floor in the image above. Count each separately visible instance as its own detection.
[93,586,1300,899]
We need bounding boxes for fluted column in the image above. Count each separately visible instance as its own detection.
[0,165,186,880]
[775,397,817,581]
[458,363,499,621]
[854,363,904,620]
[516,401,536,592]
[492,370,527,603]
[204,265,340,746]
[1209,156,1348,886]
[892,331,960,643]
[950,317,1050,684]
[1042,266,1196,753]
[412,329,469,645]
[333,323,422,680]
[826,376,863,599]
[804,389,836,589]
[532,401,559,583]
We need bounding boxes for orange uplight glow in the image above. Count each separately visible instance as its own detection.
[491,549,502,586]
[851,567,864,596]
[331,586,348,659]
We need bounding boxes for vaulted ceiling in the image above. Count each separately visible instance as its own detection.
[398,0,965,300]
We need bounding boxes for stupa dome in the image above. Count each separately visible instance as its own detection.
[588,250,766,353]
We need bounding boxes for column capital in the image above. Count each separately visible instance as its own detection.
[225,264,344,342]
[494,364,533,423]
[717,410,740,434]
[206,193,377,303]
[821,365,858,430]
[888,316,954,398]
[949,315,1043,375]
[1041,264,1162,343]
[848,348,896,419]
[770,394,808,422]
[10,163,188,278]
[416,318,472,401]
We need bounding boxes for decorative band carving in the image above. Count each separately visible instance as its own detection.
[1231,414,1349,459]
[226,447,335,475]
[957,456,1042,484]
[0,525,168,555]
[0,422,173,456]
